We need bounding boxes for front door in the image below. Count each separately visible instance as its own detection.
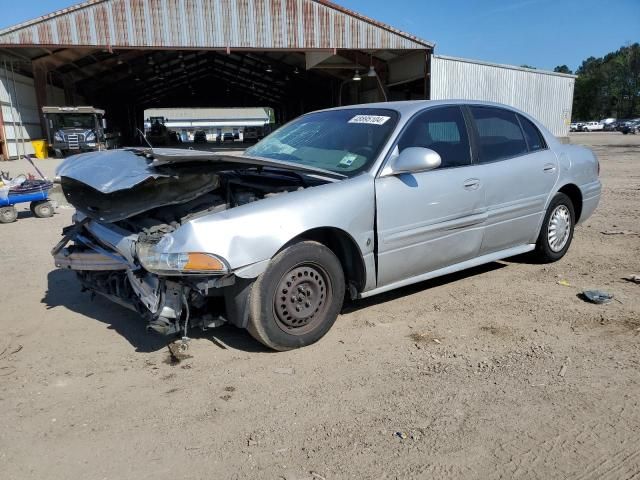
[375,106,487,287]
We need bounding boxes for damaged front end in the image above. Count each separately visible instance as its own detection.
[52,148,336,337]
[52,212,243,336]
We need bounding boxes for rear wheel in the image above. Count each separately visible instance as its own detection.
[247,241,345,351]
[0,206,18,223]
[534,192,575,262]
[30,200,54,218]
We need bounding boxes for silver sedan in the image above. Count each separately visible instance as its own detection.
[53,100,601,350]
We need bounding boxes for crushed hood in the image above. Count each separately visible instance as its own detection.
[56,148,343,222]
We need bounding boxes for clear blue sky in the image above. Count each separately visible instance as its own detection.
[0,0,638,72]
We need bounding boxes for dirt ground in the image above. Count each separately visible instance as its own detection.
[0,132,638,480]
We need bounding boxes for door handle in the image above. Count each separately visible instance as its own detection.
[543,163,557,173]
[463,178,480,190]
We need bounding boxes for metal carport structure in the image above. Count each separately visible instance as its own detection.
[0,0,434,157]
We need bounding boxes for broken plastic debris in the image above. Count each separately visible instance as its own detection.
[623,274,640,284]
[580,290,614,304]
[557,280,572,287]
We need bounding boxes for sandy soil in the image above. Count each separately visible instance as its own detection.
[0,132,638,480]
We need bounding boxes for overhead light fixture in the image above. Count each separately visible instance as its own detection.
[117,57,123,65]
[148,57,154,65]
[293,67,299,74]
[352,70,362,81]
[135,76,141,81]
[266,65,273,73]
[367,65,376,77]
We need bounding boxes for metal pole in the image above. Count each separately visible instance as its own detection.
[9,61,27,158]
[2,60,20,159]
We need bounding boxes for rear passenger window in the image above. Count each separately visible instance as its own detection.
[470,106,528,162]
[518,114,546,152]
[398,106,471,168]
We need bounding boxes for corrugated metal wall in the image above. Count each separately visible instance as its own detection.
[0,68,72,159]
[0,0,429,50]
[430,55,575,138]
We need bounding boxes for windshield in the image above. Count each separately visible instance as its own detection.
[246,108,399,176]
[52,113,96,129]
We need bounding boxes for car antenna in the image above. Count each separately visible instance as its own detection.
[137,128,154,149]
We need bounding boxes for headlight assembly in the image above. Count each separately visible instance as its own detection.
[85,132,96,142]
[136,242,228,275]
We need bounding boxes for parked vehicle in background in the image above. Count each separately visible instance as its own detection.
[600,118,616,131]
[243,127,259,143]
[43,106,115,157]
[570,122,583,132]
[193,131,207,143]
[223,132,235,142]
[169,131,182,144]
[52,100,601,351]
[582,121,604,132]
[621,120,640,135]
[145,116,171,146]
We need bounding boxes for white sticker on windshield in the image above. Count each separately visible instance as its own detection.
[338,153,358,167]
[348,115,391,125]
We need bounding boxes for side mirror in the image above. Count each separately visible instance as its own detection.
[385,147,441,176]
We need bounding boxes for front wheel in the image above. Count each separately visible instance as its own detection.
[0,206,18,223]
[247,241,345,351]
[534,192,575,263]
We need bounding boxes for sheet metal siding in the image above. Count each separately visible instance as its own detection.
[0,69,73,158]
[430,56,575,138]
[0,0,428,50]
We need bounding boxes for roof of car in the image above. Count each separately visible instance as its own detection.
[320,99,533,117]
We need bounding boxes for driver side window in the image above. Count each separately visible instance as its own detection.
[398,106,472,168]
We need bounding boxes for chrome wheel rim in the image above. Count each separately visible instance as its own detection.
[547,205,571,252]
[273,263,331,336]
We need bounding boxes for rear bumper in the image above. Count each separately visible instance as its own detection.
[578,180,602,224]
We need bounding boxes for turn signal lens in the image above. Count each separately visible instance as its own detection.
[184,253,226,272]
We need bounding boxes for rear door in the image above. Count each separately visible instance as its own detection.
[375,105,487,287]
[467,106,559,254]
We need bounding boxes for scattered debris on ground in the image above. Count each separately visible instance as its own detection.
[579,290,615,304]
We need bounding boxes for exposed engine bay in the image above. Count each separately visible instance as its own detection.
[53,148,335,337]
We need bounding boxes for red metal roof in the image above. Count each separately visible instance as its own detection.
[0,0,433,50]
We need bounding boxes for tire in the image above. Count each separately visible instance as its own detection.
[247,240,345,351]
[534,192,575,263]
[0,206,18,223]
[30,200,54,218]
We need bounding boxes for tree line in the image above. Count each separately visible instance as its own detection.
[553,43,640,121]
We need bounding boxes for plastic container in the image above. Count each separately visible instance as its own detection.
[31,139,48,159]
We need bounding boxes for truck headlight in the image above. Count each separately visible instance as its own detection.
[137,242,228,275]
[85,132,96,142]
[54,131,64,142]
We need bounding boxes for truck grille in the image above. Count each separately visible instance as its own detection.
[66,134,80,150]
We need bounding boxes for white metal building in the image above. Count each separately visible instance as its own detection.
[430,55,576,138]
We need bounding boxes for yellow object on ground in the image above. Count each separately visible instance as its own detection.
[31,139,48,159]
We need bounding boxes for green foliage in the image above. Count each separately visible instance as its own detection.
[554,65,572,74]
[572,43,640,120]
